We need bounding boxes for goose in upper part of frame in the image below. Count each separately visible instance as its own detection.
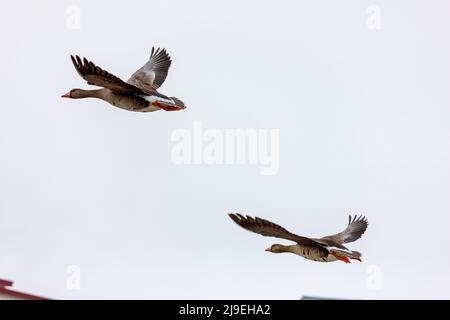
[62,47,186,112]
[228,214,368,263]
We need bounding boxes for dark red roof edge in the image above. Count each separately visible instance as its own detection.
[0,279,13,287]
[0,287,48,300]
[0,279,50,300]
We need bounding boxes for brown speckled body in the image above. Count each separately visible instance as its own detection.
[287,244,337,262]
[70,88,159,112]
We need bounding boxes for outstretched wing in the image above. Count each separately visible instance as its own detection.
[228,214,321,246]
[70,55,145,95]
[127,47,172,91]
[319,215,368,245]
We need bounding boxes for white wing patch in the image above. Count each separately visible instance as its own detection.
[325,246,353,255]
[141,95,175,105]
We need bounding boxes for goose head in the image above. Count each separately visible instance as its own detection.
[265,244,288,253]
[61,89,90,99]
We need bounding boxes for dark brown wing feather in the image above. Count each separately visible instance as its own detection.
[228,214,320,246]
[70,55,146,95]
[319,215,368,245]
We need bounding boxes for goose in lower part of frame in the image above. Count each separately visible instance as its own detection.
[228,214,368,263]
[62,47,186,112]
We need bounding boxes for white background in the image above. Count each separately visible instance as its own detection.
[0,0,449,299]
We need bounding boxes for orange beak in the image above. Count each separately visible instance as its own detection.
[61,92,71,98]
[265,247,271,252]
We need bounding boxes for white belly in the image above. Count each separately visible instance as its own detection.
[140,104,161,112]
[139,95,176,112]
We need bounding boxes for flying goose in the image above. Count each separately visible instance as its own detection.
[62,47,186,112]
[228,214,368,263]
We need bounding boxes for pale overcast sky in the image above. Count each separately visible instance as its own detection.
[1,0,449,299]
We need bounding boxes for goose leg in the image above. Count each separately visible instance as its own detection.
[330,252,351,264]
[151,101,185,112]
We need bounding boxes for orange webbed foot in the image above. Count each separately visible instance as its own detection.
[152,101,186,112]
[331,253,351,264]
